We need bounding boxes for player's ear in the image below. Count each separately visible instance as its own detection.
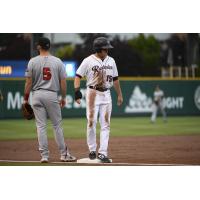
[103,49,108,53]
[36,45,41,51]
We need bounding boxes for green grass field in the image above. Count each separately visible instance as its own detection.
[0,116,200,140]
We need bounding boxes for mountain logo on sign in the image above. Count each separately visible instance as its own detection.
[125,86,153,113]
[194,86,200,111]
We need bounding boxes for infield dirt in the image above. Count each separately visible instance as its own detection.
[0,135,200,165]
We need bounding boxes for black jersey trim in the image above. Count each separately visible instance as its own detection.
[76,74,82,78]
[113,76,118,81]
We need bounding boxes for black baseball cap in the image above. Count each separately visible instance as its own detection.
[93,37,113,51]
[37,37,51,50]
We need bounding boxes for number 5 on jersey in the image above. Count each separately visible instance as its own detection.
[43,67,52,80]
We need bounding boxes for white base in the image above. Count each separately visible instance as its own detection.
[0,160,188,165]
[77,158,112,164]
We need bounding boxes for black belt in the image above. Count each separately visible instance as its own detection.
[89,86,108,92]
[34,88,56,92]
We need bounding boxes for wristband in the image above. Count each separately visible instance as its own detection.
[24,93,30,101]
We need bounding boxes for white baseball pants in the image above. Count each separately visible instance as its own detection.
[86,88,112,156]
[151,101,167,122]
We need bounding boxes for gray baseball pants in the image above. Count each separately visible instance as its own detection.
[32,90,67,159]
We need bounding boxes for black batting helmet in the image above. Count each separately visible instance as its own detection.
[93,37,113,52]
[37,37,51,50]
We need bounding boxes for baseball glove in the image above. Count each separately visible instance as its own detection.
[22,103,34,120]
[154,100,159,106]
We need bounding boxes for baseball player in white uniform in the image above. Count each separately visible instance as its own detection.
[74,37,123,163]
[151,85,167,123]
[24,37,76,163]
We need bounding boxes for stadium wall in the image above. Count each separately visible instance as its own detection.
[0,79,200,119]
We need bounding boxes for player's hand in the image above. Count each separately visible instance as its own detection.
[76,99,81,104]
[60,98,66,108]
[23,100,29,105]
[117,95,123,106]
[74,89,82,104]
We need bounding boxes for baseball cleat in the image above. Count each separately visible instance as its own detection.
[40,157,49,163]
[89,151,96,160]
[97,153,111,163]
[60,154,76,162]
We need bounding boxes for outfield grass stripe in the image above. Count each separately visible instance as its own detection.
[0,117,200,140]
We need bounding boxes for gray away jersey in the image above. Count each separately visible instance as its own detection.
[25,55,66,92]
[76,54,118,89]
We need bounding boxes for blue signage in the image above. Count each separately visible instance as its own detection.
[63,61,76,77]
[0,60,77,78]
[0,60,28,78]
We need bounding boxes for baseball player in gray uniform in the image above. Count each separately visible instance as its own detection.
[74,37,123,163]
[24,37,76,163]
[151,85,167,123]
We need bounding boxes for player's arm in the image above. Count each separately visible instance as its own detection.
[113,78,123,106]
[112,60,123,106]
[161,91,164,99]
[74,75,82,104]
[74,59,87,104]
[58,60,68,108]
[24,77,32,104]
[60,78,67,108]
[24,60,34,104]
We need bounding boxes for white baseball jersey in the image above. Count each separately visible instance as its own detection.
[76,54,118,88]
[154,90,164,102]
[151,89,167,122]
[25,55,66,92]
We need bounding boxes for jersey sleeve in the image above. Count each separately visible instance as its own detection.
[59,60,67,79]
[25,59,33,77]
[112,59,119,81]
[76,59,87,78]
